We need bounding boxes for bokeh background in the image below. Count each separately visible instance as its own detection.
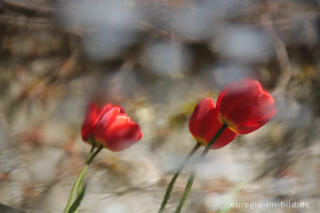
[0,0,320,212]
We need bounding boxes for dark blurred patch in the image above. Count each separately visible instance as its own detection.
[0,203,24,213]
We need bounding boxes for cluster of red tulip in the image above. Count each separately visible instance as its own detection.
[190,78,276,147]
[64,79,276,213]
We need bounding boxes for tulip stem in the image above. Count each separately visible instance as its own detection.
[158,143,201,213]
[174,124,227,213]
[63,145,103,213]
[90,143,95,153]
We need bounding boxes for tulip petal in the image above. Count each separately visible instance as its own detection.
[203,110,238,149]
[189,98,216,139]
[104,114,142,152]
[94,106,121,146]
[81,102,100,142]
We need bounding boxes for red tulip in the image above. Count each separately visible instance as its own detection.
[93,106,142,152]
[216,79,276,134]
[81,102,125,142]
[189,98,237,149]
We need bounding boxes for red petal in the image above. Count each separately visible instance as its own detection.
[189,98,216,139]
[202,109,238,149]
[104,114,142,152]
[210,127,237,149]
[189,98,237,149]
[81,102,100,142]
[93,107,121,146]
[98,103,113,116]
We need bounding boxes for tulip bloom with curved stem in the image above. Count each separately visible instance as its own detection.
[158,98,237,213]
[64,102,142,213]
[174,79,276,213]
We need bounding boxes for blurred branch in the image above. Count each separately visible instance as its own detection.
[1,0,55,17]
[262,14,292,97]
[0,14,55,30]
[102,182,160,199]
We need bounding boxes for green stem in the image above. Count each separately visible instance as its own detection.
[158,143,201,213]
[218,181,244,213]
[90,144,95,153]
[174,173,195,213]
[174,124,227,213]
[63,145,103,213]
[86,146,103,165]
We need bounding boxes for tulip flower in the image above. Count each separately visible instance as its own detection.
[159,98,237,213]
[216,79,276,134]
[172,79,276,213]
[81,102,142,151]
[65,102,142,213]
[81,102,125,143]
[189,98,237,149]
[94,106,142,152]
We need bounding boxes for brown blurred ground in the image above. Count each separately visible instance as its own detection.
[0,0,320,212]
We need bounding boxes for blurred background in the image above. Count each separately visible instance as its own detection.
[0,0,320,212]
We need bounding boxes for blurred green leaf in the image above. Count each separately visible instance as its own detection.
[68,184,87,213]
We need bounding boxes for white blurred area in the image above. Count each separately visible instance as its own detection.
[207,63,254,88]
[215,26,273,63]
[144,42,190,78]
[59,0,142,60]
[171,0,245,40]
